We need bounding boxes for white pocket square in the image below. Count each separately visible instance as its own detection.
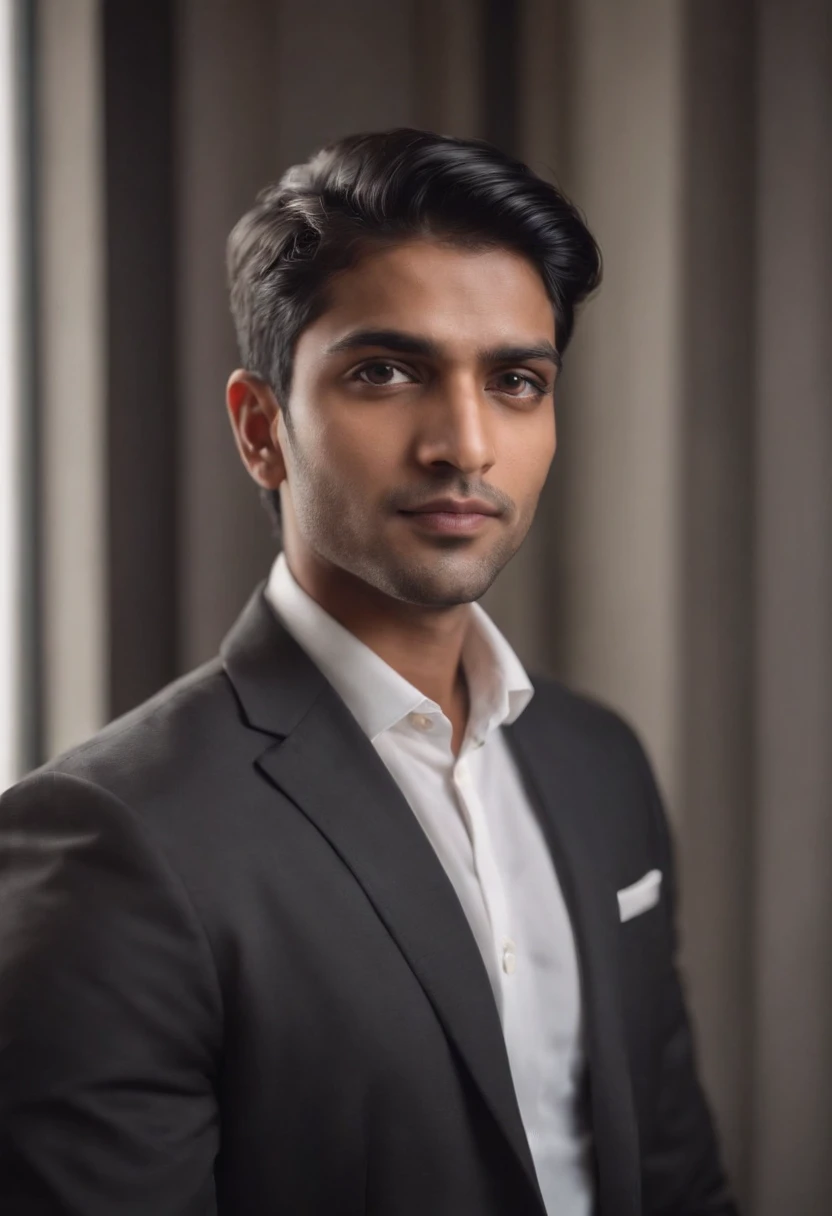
[617,869,662,922]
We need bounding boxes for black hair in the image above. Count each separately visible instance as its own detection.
[226,128,602,530]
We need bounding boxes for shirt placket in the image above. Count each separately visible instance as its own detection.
[452,751,516,1011]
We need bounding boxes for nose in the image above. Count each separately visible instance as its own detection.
[414,372,496,476]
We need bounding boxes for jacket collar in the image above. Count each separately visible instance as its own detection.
[221,586,548,1211]
[219,583,327,738]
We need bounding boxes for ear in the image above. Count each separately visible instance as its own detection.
[226,370,286,490]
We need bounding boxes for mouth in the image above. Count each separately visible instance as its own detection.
[398,498,501,537]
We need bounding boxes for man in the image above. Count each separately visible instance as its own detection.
[0,129,736,1215]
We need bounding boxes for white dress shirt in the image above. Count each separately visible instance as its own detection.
[266,554,593,1216]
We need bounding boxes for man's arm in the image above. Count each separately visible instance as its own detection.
[0,771,222,1215]
[626,732,740,1216]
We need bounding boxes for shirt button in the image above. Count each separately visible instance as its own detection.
[501,939,517,975]
[409,712,433,732]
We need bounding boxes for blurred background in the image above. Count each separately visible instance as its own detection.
[0,0,830,1210]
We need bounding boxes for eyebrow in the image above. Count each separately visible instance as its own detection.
[325,328,562,370]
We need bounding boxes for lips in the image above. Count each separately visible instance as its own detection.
[399,498,500,536]
[402,498,500,517]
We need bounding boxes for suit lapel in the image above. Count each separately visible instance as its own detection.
[222,590,546,1213]
[505,704,642,1216]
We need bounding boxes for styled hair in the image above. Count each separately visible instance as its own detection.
[227,128,602,528]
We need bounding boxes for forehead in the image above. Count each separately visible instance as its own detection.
[303,238,556,355]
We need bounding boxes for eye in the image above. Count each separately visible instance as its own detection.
[489,370,549,399]
[353,362,415,387]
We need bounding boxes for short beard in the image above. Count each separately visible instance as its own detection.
[351,537,522,607]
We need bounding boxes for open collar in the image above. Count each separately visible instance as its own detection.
[264,552,534,744]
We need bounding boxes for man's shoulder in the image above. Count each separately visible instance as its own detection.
[520,673,662,817]
[526,672,646,761]
[13,658,249,815]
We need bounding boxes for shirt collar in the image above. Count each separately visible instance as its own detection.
[265,552,534,744]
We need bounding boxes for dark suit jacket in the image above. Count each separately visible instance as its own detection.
[0,588,736,1216]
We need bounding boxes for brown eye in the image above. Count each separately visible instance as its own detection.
[356,362,411,386]
[491,371,544,398]
[498,372,526,392]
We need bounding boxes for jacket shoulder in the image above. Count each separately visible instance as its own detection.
[17,659,248,810]
[528,673,647,759]
[523,674,666,825]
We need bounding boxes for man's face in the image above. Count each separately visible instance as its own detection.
[277,238,559,607]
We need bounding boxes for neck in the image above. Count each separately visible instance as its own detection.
[283,546,473,748]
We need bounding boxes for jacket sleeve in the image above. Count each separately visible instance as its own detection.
[626,734,740,1216]
[0,771,222,1215]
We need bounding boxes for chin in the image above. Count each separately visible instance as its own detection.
[374,553,505,608]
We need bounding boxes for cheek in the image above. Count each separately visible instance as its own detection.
[499,411,556,500]
[309,402,405,480]
[288,400,401,514]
